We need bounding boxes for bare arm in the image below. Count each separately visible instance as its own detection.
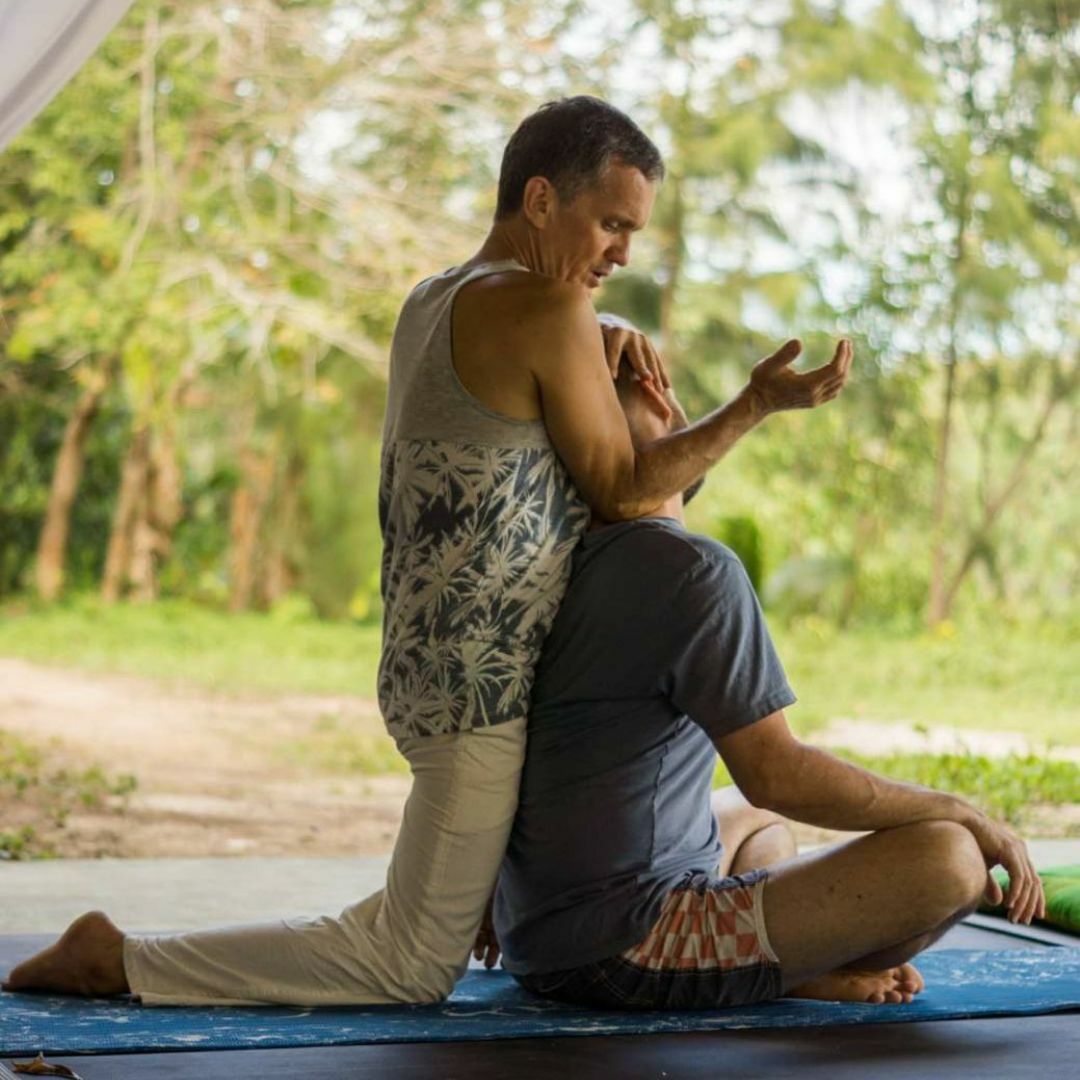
[528,286,851,520]
[717,710,1045,923]
[721,711,966,830]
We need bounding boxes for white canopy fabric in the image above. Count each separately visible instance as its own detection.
[0,0,135,153]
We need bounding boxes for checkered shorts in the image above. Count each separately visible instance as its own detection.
[516,869,782,1010]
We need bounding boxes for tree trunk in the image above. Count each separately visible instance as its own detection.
[129,420,184,603]
[927,352,959,626]
[936,373,1072,620]
[101,425,152,603]
[658,170,685,369]
[228,446,275,612]
[256,448,304,610]
[927,173,970,628]
[34,376,107,601]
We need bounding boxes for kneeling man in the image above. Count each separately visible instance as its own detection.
[493,362,1044,1009]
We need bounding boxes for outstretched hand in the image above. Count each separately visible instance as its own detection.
[747,338,853,415]
[965,814,1046,925]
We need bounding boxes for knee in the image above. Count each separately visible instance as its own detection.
[754,818,798,858]
[418,962,459,1003]
[381,946,462,1005]
[910,819,986,918]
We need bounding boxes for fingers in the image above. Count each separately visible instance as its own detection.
[601,327,627,380]
[1000,839,1043,924]
[797,341,853,407]
[626,333,670,387]
[640,375,674,422]
[600,325,671,386]
[829,337,853,376]
[759,338,803,372]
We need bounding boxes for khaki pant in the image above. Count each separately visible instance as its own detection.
[123,718,526,1006]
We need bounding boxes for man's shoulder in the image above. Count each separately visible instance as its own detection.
[582,520,744,588]
[458,271,594,334]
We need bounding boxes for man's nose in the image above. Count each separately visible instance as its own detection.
[608,235,631,267]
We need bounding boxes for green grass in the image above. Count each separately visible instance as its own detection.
[0,596,1076,747]
[0,594,382,698]
[0,727,138,860]
[773,617,1079,747]
[272,713,409,776]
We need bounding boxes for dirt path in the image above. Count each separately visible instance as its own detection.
[2,658,1073,859]
[0,658,409,858]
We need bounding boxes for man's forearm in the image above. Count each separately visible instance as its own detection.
[761,743,978,834]
[611,388,765,518]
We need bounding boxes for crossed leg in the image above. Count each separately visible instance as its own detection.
[762,818,985,997]
[710,787,984,1004]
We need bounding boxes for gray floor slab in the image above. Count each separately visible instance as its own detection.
[0,856,391,933]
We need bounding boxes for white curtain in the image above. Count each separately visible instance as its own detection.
[0,0,135,153]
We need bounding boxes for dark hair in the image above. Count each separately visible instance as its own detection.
[495,96,664,219]
[682,475,705,507]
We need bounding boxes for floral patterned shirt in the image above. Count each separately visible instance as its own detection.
[378,262,589,738]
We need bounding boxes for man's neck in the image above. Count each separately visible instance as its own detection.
[589,499,684,532]
[469,223,542,276]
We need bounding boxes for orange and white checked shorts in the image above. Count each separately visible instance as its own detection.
[517,869,782,1010]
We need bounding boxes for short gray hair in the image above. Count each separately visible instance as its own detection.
[495,96,664,219]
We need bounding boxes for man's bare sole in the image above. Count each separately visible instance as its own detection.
[2,911,129,997]
[785,960,924,1005]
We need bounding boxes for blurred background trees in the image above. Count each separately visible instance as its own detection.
[1,0,1076,634]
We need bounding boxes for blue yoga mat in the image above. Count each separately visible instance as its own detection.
[2,949,1078,1056]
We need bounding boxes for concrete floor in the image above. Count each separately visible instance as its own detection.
[1,840,1076,934]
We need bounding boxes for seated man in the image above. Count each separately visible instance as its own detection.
[493,363,1045,1009]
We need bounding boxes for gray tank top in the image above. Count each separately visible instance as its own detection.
[378,261,589,739]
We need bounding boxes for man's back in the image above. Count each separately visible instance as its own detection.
[495,518,795,975]
[378,261,589,740]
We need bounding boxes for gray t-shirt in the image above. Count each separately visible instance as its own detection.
[494,517,795,975]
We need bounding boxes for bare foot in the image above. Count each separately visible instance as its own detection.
[786,961,924,1004]
[2,911,129,997]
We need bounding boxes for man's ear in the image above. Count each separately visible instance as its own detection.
[521,176,557,229]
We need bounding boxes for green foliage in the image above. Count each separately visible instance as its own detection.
[711,516,764,593]
[712,748,1079,830]
[0,363,125,596]
[299,412,385,622]
[0,0,1074,633]
[831,750,1080,828]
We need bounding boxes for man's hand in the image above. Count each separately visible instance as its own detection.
[746,338,853,415]
[472,895,501,970]
[963,813,1046,925]
[599,320,672,388]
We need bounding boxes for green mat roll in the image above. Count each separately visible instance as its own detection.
[979,864,1080,935]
